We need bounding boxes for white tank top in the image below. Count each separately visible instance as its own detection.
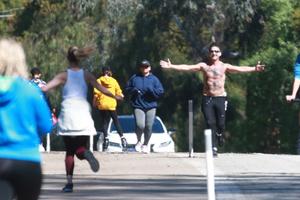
[62,69,88,100]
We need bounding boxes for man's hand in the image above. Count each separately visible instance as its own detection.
[160,59,172,69]
[255,61,265,72]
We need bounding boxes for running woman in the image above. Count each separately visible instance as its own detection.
[42,46,122,192]
[125,60,164,154]
[93,66,127,151]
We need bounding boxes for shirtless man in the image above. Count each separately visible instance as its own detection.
[160,44,265,156]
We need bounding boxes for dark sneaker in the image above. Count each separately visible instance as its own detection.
[213,147,218,158]
[103,138,109,151]
[84,150,100,172]
[121,137,127,149]
[62,183,73,193]
[216,133,225,147]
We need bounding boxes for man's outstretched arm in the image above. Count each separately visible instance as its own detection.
[226,61,265,73]
[160,59,204,71]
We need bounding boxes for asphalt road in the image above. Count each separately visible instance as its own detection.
[40,152,300,200]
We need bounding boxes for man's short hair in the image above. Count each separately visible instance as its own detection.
[209,43,221,51]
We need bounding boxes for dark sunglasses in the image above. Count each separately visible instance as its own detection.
[140,64,150,68]
[210,50,220,53]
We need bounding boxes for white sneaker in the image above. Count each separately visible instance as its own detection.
[141,145,150,154]
[213,147,218,157]
[39,144,45,152]
[135,141,142,152]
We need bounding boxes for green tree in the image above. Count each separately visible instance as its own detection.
[0,0,27,36]
[2,0,300,153]
[241,0,298,153]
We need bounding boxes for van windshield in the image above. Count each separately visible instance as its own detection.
[110,117,164,134]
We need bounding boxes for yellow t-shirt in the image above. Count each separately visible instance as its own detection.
[93,76,123,110]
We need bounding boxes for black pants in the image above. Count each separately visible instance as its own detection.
[99,110,123,138]
[201,96,227,148]
[0,158,42,200]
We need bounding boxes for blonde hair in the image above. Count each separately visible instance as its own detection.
[0,38,28,78]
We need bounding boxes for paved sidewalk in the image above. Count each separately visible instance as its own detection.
[40,152,204,200]
[40,152,300,200]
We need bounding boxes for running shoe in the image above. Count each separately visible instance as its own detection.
[216,133,224,147]
[84,150,100,172]
[39,144,45,152]
[121,137,128,149]
[62,183,73,193]
[213,147,218,158]
[135,141,142,152]
[141,145,150,154]
[103,137,109,151]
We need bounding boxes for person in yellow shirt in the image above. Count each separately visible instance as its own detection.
[93,67,127,151]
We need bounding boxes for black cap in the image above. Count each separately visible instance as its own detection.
[139,60,151,68]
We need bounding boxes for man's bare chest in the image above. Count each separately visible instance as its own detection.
[204,65,226,77]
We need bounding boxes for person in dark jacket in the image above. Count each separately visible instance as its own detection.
[125,60,164,153]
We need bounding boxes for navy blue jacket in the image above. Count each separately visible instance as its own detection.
[125,73,164,111]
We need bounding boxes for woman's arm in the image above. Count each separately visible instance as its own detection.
[146,76,164,99]
[85,71,123,100]
[115,80,124,98]
[125,75,141,96]
[41,72,67,92]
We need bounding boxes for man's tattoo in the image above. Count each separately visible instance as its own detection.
[212,69,219,76]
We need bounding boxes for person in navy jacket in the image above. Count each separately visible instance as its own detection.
[126,60,164,153]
